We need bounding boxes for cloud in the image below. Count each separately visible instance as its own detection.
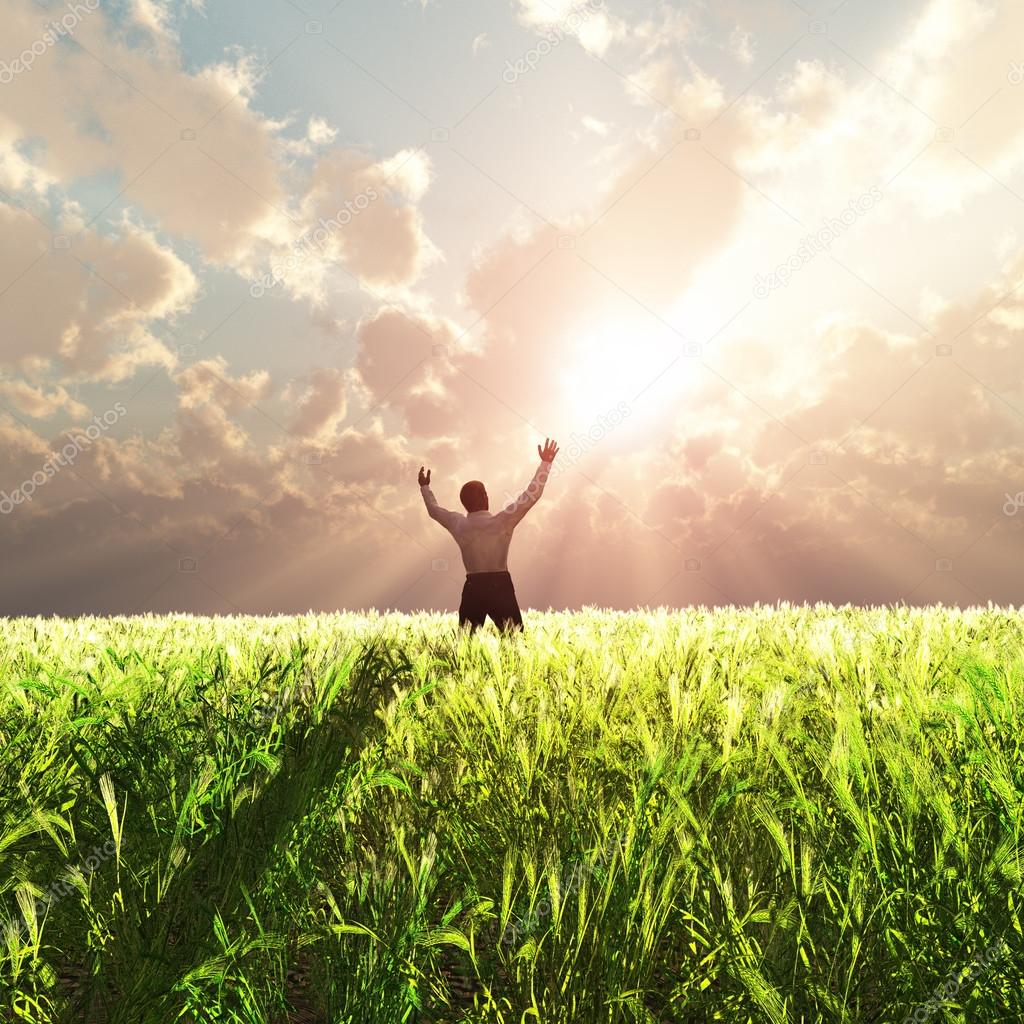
[288,147,439,296]
[281,115,340,157]
[287,367,349,441]
[175,357,273,412]
[318,422,413,487]
[130,0,176,39]
[305,116,337,147]
[728,2,1024,223]
[728,26,755,67]
[1,0,438,314]
[0,378,90,420]
[580,115,610,136]
[0,412,51,461]
[0,204,193,381]
[512,0,625,57]
[2,0,1023,613]
[0,0,292,269]
[171,356,276,479]
[131,0,205,40]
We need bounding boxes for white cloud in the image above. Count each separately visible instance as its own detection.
[728,26,755,66]
[0,204,194,381]
[176,357,273,412]
[288,367,349,441]
[513,0,624,57]
[0,378,90,420]
[306,116,337,147]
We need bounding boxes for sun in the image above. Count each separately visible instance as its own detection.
[562,322,680,424]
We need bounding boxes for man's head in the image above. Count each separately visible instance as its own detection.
[460,480,488,513]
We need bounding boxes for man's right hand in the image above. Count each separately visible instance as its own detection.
[538,438,559,463]
[418,466,431,486]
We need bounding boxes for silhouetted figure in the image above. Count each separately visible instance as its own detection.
[419,438,559,633]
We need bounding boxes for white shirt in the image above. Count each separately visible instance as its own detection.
[421,459,552,574]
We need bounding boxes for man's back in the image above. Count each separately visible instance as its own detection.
[420,458,552,574]
[440,508,520,574]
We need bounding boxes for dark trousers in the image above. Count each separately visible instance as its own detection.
[458,570,524,633]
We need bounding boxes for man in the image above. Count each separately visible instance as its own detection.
[419,438,559,632]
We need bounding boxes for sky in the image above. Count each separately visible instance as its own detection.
[0,0,1022,616]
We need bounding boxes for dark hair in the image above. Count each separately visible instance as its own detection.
[460,480,488,512]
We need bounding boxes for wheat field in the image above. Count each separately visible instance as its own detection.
[1,605,1021,1023]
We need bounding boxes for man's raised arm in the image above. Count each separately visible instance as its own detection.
[498,438,559,527]
[418,466,459,531]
